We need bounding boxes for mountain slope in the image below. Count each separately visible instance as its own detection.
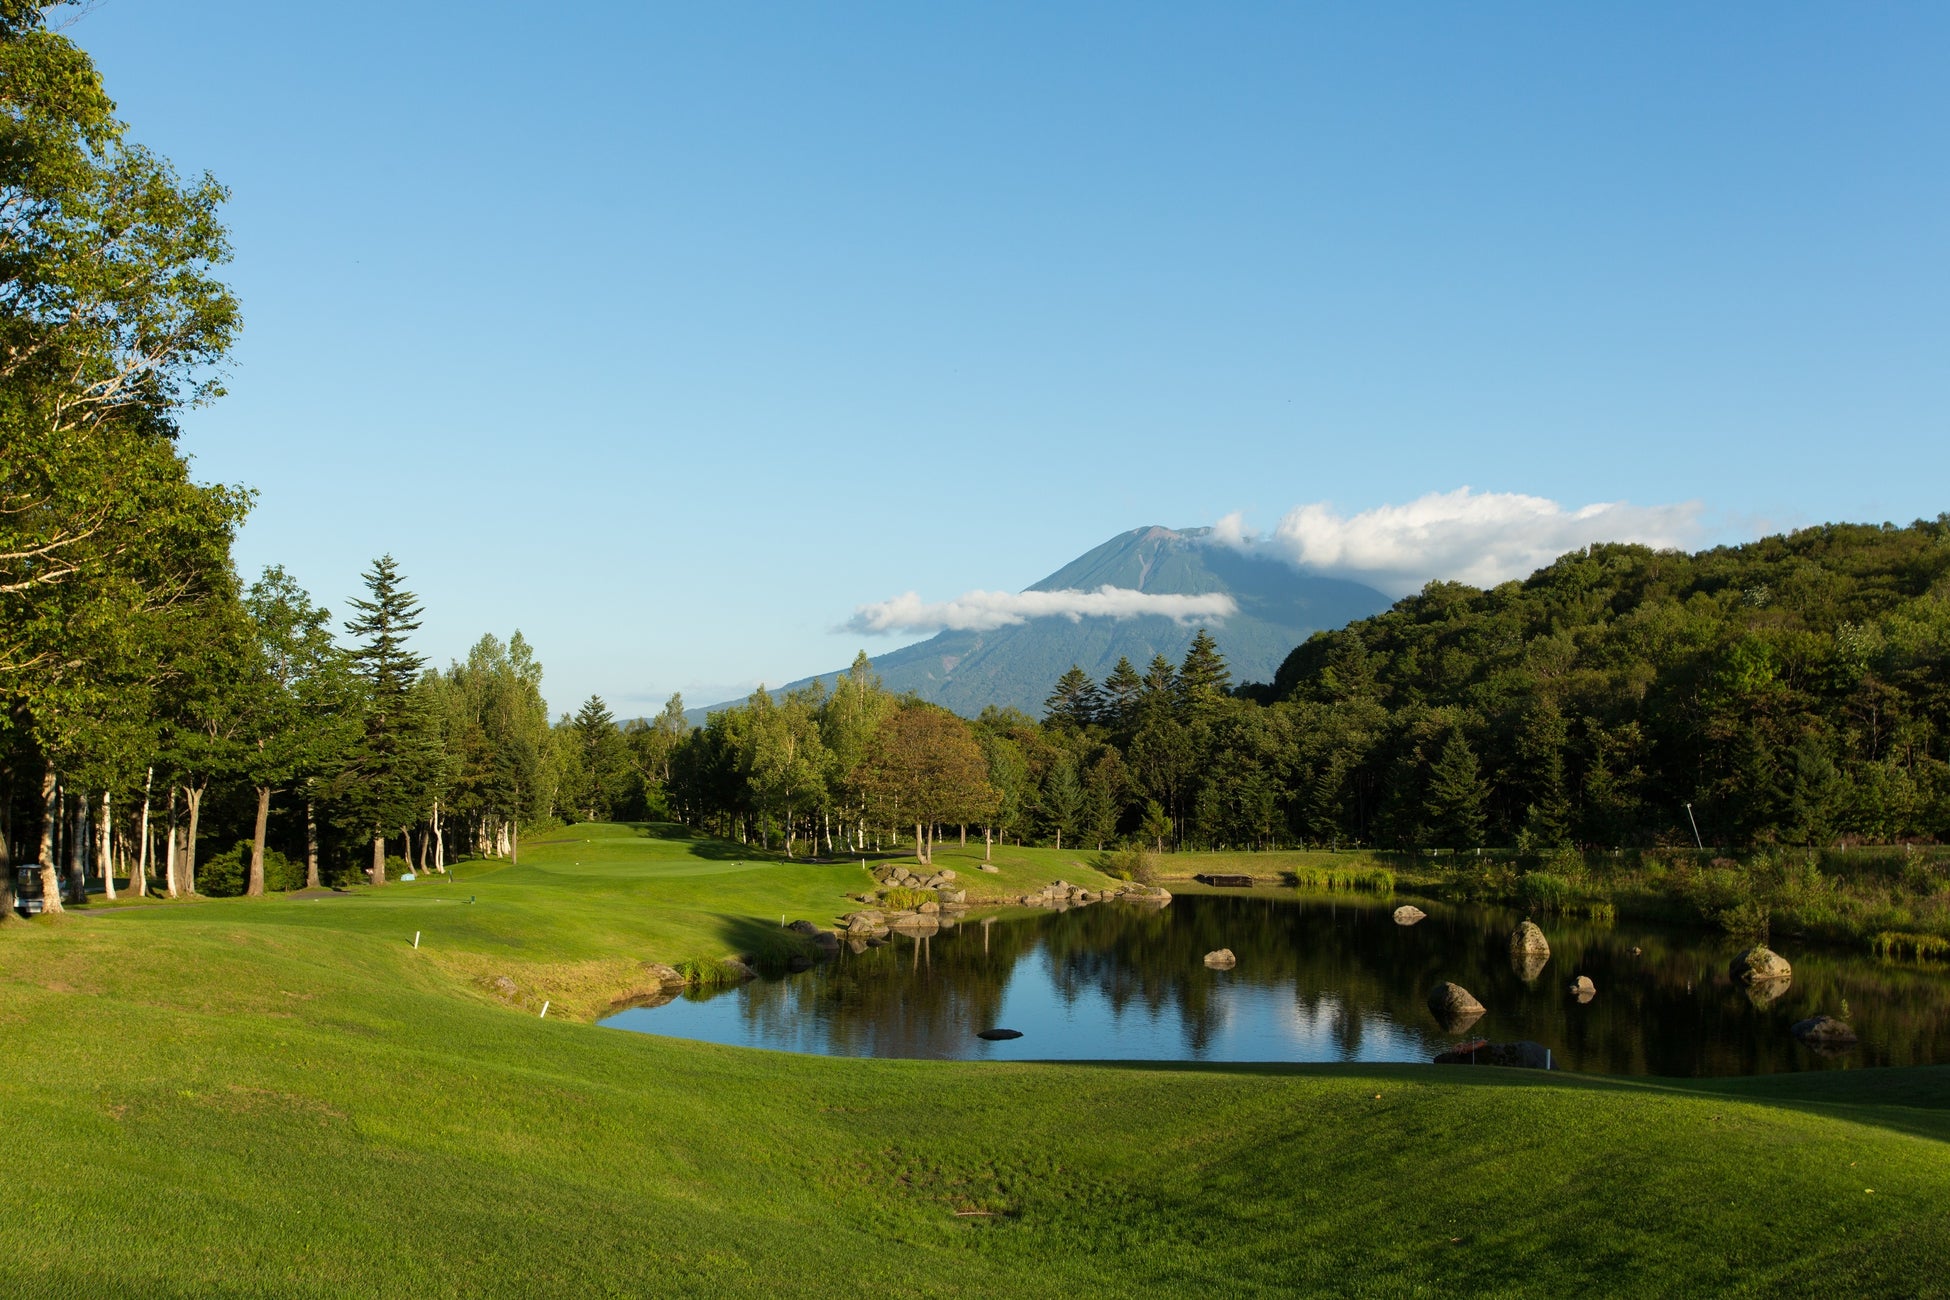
[702,526,1391,719]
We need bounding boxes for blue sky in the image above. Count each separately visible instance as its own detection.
[72,3,1950,713]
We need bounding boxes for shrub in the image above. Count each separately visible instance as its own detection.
[1098,845,1160,885]
[197,841,304,896]
[877,886,935,910]
[1291,864,1395,894]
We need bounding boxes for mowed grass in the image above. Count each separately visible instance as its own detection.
[1,825,1948,1297]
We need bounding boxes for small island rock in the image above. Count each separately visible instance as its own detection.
[1204,948,1237,970]
[1730,946,1793,985]
[1427,981,1487,1031]
[1570,975,1596,1000]
[1511,921,1551,957]
[1393,905,1427,925]
[1792,1015,1858,1046]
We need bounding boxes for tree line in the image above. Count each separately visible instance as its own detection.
[0,8,587,909]
[650,521,1950,856]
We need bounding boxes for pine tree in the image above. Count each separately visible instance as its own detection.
[1044,665,1103,731]
[1176,629,1232,712]
[1099,656,1144,738]
[1425,729,1488,850]
[572,694,628,820]
[339,555,434,884]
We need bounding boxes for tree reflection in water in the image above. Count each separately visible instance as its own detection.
[601,893,1950,1076]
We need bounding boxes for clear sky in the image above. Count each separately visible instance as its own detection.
[70,2,1950,714]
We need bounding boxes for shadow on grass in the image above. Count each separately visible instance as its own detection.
[1040,1057,1950,1143]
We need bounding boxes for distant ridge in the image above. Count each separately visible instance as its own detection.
[691,526,1391,720]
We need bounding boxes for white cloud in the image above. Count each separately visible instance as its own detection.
[846,586,1238,636]
[1218,488,1705,595]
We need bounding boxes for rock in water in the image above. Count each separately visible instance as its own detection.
[1730,945,1793,984]
[1792,1015,1858,1046]
[976,1028,1023,1041]
[1204,948,1237,970]
[1569,975,1596,1001]
[1427,982,1487,1032]
[1393,905,1427,925]
[1511,921,1551,957]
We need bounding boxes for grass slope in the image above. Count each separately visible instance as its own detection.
[2,824,1947,1297]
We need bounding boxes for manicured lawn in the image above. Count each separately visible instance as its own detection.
[2,823,1946,1297]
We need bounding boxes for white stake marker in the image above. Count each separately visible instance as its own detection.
[539,1001,550,1018]
[413,931,421,949]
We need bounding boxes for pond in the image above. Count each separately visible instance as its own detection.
[599,890,1950,1076]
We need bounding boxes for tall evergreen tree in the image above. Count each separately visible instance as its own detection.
[1044,665,1103,731]
[1099,656,1144,739]
[1425,729,1488,850]
[1175,629,1232,712]
[339,555,434,884]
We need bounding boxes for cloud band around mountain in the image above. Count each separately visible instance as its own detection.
[846,586,1239,636]
[1214,488,1706,596]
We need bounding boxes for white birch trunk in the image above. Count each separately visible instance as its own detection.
[100,791,115,900]
[134,766,152,898]
[433,799,445,872]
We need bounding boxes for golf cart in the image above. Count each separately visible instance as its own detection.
[12,864,45,915]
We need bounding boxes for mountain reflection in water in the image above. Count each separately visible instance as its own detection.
[599,892,1950,1076]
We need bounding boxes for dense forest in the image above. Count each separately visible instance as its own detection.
[656,522,1950,858]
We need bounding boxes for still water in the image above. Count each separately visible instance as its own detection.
[600,891,1950,1076]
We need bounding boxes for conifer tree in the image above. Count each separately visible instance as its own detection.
[1425,729,1488,850]
[1175,629,1232,712]
[1099,656,1144,738]
[1043,665,1103,731]
[339,555,433,884]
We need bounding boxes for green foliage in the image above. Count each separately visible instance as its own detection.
[875,886,935,910]
[1096,844,1160,885]
[198,840,302,896]
[1289,864,1395,893]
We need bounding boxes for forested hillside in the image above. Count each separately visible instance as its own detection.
[1260,523,1950,849]
[658,522,1950,862]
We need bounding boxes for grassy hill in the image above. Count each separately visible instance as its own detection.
[3,823,1948,1296]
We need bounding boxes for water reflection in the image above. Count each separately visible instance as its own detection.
[600,893,1950,1076]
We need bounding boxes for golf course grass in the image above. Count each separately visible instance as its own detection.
[3,823,1947,1297]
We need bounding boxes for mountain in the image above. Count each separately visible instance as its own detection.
[700,526,1392,720]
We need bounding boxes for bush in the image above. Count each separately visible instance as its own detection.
[1291,864,1395,894]
[197,840,304,896]
[1099,845,1160,885]
[877,886,935,910]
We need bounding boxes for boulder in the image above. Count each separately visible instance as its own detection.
[917,900,941,915]
[1077,890,1096,903]
[1393,905,1427,925]
[979,864,1001,874]
[1511,921,1551,957]
[1434,1040,1552,1069]
[786,919,821,937]
[1730,946,1792,985]
[1792,1015,1858,1047]
[976,1028,1023,1041]
[490,975,518,998]
[936,869,957,882]
[938,888,966,905]
[1570,975,1596,1001]
[719,957,757,982]
[641,963,687,989]
[1203,948,1237,970]
[1427,982,1487,1032]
